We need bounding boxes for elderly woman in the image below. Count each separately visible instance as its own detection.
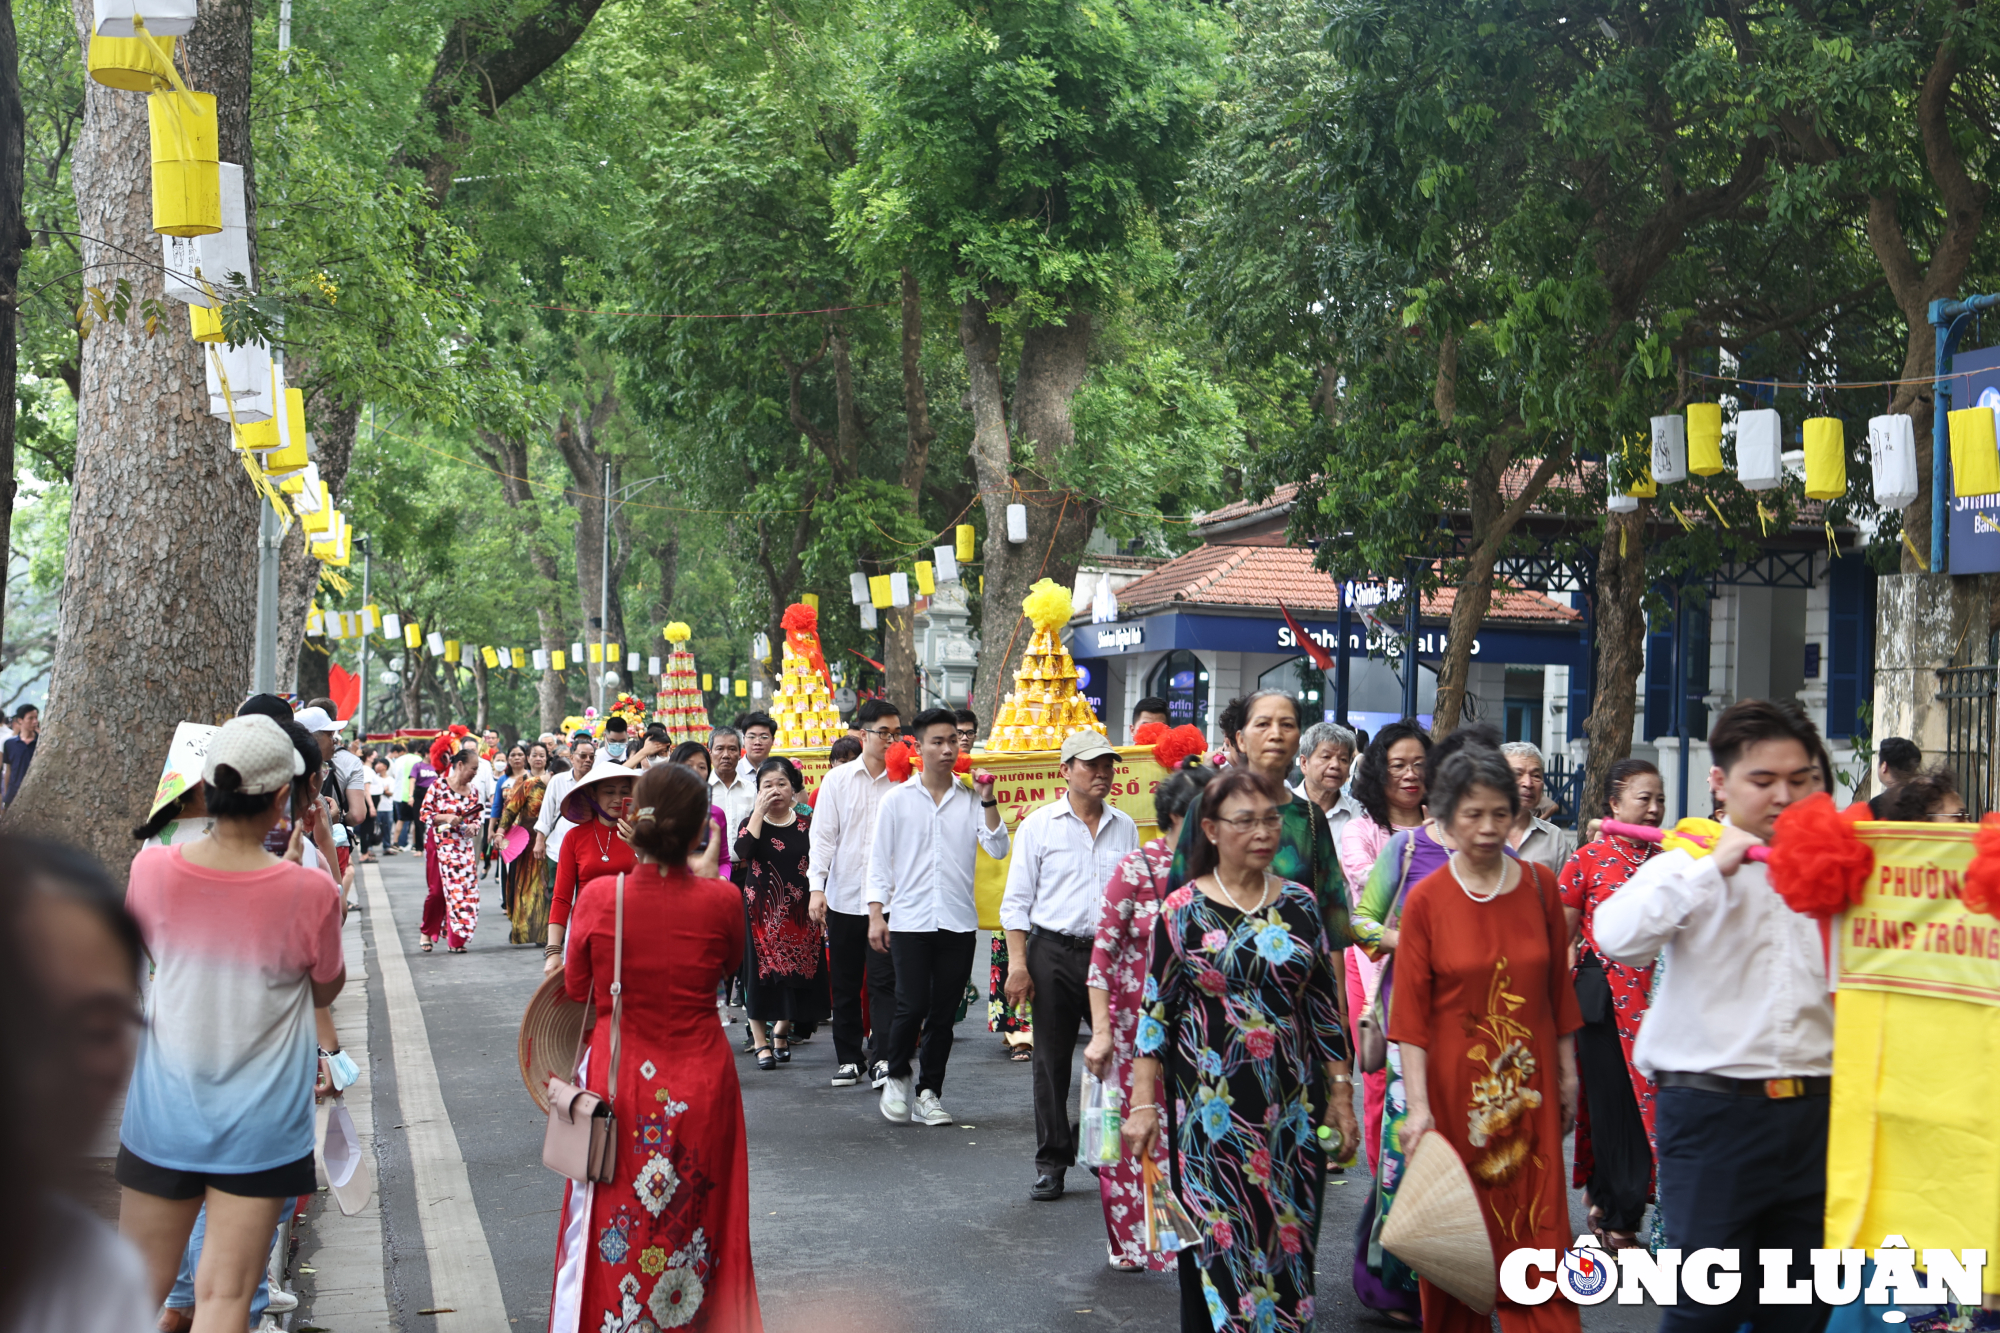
[1082,764,1214,1272]
[734,757,829,1069]
[1391,736,1580,1333]
[1127,768,1355,1332]
[420,746,487,954]
[1293,722,1363,847]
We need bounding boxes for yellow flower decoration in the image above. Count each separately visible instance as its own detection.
[639,1246,668,1276]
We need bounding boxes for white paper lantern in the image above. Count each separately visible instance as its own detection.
[290,462,323,514]
[718,676,731,695]
[1650,414,1688,485]
[571,641,584,660]
[752,680,764,699]
[889,572,911,607]
[648,655,661,676]
[933,544,959,584]
[310,512,344,554]
[1737,409,1784,491]
[849,571,870,605]
[1005,503,1029,543]
[163,163,251,307]
[1607,473,1638,514]
[382,612,402,638]
[323,612,342,640]
[427,630,445,656]
[93,0,198,38]
[203,337,274,423]
[859,603,879,630]
[1868,413,1919,511]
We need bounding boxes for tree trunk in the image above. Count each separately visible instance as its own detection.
[1580,506,1649,821]
[551,388,628,708]
[6,1,259,862]
[471,651,489,732]
[471,428,568,733]
[966,308,1097,723]
[884,269,937,712]
[0,4,25,662]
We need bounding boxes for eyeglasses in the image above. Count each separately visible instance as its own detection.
[1930,810,1969,822]
[861,727,900,740]
[1214,812,1283,832]
[1386,760,1425,777]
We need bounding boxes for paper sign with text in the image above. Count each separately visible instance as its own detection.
[1841,825,2000,1007]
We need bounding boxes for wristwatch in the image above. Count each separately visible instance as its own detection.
[981,799,999,808]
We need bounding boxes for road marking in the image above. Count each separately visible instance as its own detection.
[363,862,511,1327]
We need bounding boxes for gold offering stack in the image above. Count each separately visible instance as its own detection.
[988,628,1102,752]
[654,644,712,744]
[774,646,840,750]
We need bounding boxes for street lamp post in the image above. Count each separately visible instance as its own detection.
[356,537,371,737]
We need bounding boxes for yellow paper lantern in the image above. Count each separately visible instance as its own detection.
[869,575,892,608]
[87,33,177,91]
[302,485,332,534]
[801,593,818,610]
[190,303,224,343]
[147,90,220,237]
[1802,417,1846,500]
[586,642,601,664]
[608,641,620,661]
[323,525,351,567]
[1687,403,1724,476]
[511,648,527,670]
[553,650,567,671]
[955,523,976,562]
[260,428,306,476]
[703,673,713,691]
[735,679,748,698]
[916,561,935,595]
[363,604,381,633]
[1620,434,1656,498]
[404,622,422,650]
[482,646,500,669]
[1948,406,2000,499]
[233,418,278,453]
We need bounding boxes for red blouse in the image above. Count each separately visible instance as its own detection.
[549,820,638,928]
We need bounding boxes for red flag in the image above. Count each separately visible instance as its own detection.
[848,647,888,673]
[1278,599,1336,672]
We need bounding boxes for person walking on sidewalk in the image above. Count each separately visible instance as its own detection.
[419,745,487,954]
[865,709,1007,1128]
[808,699,903,1090]
[1000,730,1137,1202]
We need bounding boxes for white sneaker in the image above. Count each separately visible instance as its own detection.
[264,1287,299,1314]
[912,1089,952,1126]
[879,1074,912,1122]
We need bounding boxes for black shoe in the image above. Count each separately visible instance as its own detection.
[755,1046,776,1071]
[831,1063,862,1087]
[1030,1171,1065,1201]
[869,1060,889,1089]
[774,1040,791,1064]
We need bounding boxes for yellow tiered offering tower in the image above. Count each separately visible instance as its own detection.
[654,623,713,744]
[773,643,840,750]
[988,578,1103,752]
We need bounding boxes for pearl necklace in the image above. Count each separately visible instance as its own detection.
[1450,852,1505,903]
[1211,872,1271,914]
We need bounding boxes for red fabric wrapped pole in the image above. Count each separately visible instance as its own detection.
[1765,793,1873,917]
[1964,814,2000,919]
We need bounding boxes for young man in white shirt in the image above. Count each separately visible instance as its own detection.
[809,699,904,1088]
[708,726,756,837]
[735,711,777,770]
[1000,730,1138,1200]
[866,708,1006,1127]
[1594,699,1833,1333]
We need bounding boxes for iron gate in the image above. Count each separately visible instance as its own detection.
[1936,663,1998,818]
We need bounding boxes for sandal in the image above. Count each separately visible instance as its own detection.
[420,938,433,953]
[1010,1044,1034,1062]
[448,946,467,954]
[755,1046,776,1071]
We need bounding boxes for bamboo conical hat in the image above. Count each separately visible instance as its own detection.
[519,968,592,1113]
[1380,1131,1497,1313]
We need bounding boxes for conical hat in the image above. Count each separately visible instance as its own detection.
[518,969,592,1113]
[1380,1131,1497,1313]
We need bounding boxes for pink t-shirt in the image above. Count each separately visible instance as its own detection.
[120,845,344,1172]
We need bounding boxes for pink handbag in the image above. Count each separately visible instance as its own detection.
[542,874,624,1183]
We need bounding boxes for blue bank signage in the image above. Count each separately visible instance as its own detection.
[1076,611,1585,670]
[1949,345,2000,575]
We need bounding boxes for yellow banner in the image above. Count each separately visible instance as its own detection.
[1839,825,2000,1006]
[775,744,1172,930]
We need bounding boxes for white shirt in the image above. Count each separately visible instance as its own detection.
[710,768,757,841]
[1593,844,1833,1080]
[808,757,901,915]
[1293,782,1366,852]
[537,769,580,860]
[6,1194,154,1333]
[472,756,496,807]
[1000,795,1139,938]
[866,777,1011,933]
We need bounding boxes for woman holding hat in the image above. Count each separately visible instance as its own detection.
[733,757,829,1070]
[115,715,346,1331]
[542,758,638,975]
[546,761,761,1332]
[1389,738,1581,1333]
[420,746,488,954]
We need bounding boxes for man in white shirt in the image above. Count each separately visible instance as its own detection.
[533,733,598,870]
[809,699,905,1088]
[1293,721,1364,849]
[1594,699,1833,1333]
[866,707,1006,1127]
[735,710,777,770]
[708,726,756,837]
[1001,730,1137,1201]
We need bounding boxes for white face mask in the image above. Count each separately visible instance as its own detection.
[605,742,627,759]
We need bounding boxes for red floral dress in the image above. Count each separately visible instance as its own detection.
[419,781,485,947]
[1085,836,1177,1272]
[1557,834,1660,1183]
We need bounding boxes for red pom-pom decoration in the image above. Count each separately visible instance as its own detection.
[1964,814,2000,919]
[781,602,818,634]
[953,751,972,774]
[1132,721,1168,746]
[1152,725,1207,772]
[1766,792,1874,917]
[884,740,914,784]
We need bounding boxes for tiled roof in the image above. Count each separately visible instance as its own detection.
[1105,544,1580,623]
[1195,485,1300,531]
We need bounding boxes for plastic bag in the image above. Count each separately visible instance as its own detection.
[1078,1069,1122,1167]
[1143,1156,1202,1254]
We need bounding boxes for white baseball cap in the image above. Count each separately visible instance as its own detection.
[294,706,349,734]
[202,715,306,795]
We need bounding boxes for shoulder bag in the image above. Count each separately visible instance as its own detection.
[1354,831,1419,1073]
[542,872,624,1183]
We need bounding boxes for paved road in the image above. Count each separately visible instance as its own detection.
[314,851,1658,1332]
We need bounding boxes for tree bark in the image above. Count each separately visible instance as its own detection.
[966,306,1097,723]
[470,428,568,733]
[883,269,936,712]
[6,1,259,862]
[471,651,489,733]
[1580,506,1649,822]
[0,4,25,663]
[550,385,628,709]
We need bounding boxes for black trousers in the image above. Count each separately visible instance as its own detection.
[1655,1084,1831,1333]
[884,929,977,1096]
[826,908,896,1070]
[1026,929,1092,1173]
[1574,964,1652,1232]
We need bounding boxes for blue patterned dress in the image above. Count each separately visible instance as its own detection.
[1137,878,1348,1332]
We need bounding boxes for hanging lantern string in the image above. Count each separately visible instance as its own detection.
[206,344,293,527]
[1692,368,1957,393]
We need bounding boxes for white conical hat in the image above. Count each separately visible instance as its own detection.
[1380,1131,1497,1313]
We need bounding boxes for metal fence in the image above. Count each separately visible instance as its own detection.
[1937,663,1998,818]
[1544,753,1584,830]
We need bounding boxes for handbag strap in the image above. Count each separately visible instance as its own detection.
[608,873,625,1105]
